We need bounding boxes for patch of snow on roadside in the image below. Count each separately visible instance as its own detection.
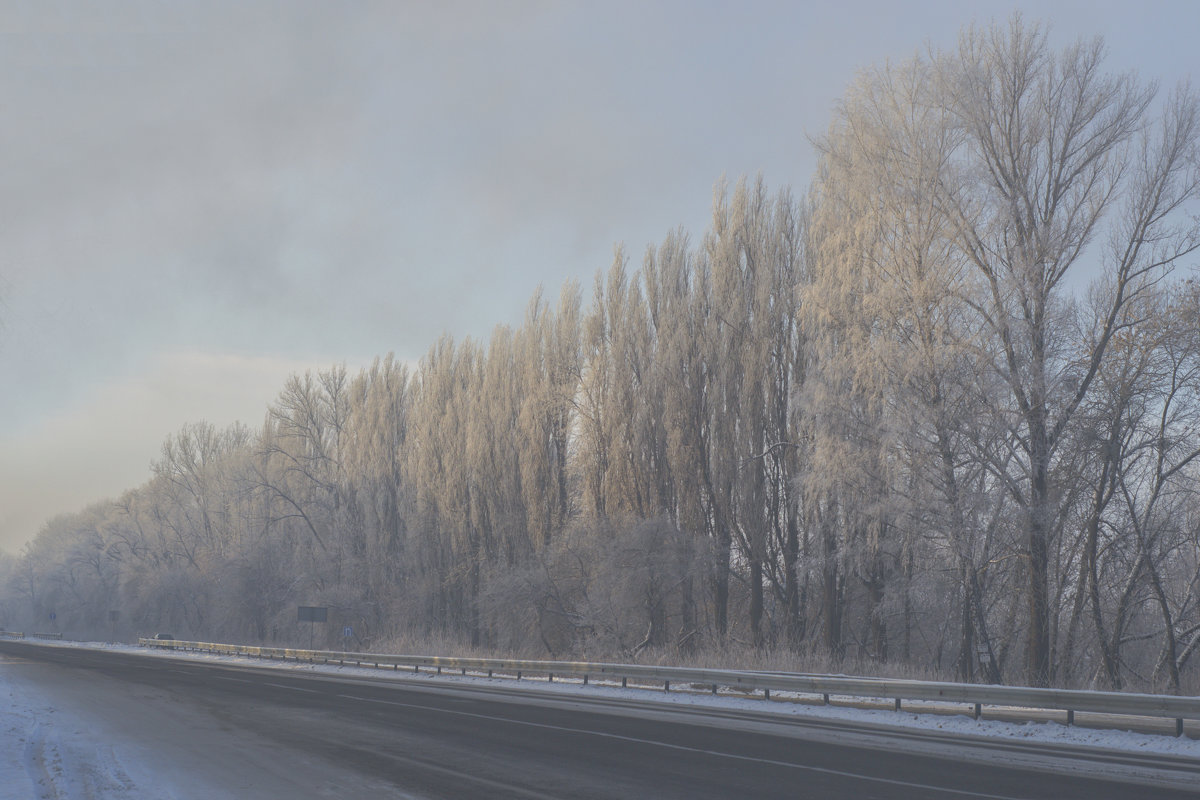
[0,656,171,800]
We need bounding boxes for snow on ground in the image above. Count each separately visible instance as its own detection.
[0,654,167,800]
[0,640,417,799]
[20,637,1200,759]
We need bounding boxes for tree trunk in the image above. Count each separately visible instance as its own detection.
[822,512,843,658]
[784,513,804,647]
[750,557,764,647]
[712,521,731,638]
[1027,408,1052,687]
[957,560,975,682]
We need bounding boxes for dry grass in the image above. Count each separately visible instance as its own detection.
[366,633,950,684]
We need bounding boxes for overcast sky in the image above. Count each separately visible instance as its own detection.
[1,0,1197,554]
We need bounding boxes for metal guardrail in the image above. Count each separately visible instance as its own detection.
[138,638,1200,737]
[2,631,64,640]
[2,631,63,640]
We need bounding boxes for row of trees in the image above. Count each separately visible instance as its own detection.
[4,17,1199,691]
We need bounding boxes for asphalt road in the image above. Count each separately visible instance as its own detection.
[2,640,1196,799]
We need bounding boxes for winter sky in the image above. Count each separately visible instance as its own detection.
[1,0,1198,554]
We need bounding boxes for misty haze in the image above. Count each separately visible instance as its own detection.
[1,3,1199,799]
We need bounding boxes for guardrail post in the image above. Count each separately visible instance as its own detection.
[517,670,522,680]
[488,669,493,678]
[1177,718,1184,737]
[1066,709,1074,726]
[895,698,901,712]
[664,680,670,693]
[712,684,718,695]
[823,693,830,705]
[583,674,589,685]
[764,689,770,701]
[548,673,554,683]
[974,703,981,720]
[621,677,627,688]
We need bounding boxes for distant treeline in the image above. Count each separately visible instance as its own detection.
[4,18,1200,692]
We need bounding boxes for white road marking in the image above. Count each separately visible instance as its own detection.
[265,682,318,693]
[333,692,1029,799]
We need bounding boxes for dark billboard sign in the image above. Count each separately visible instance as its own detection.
[297,606,328,623]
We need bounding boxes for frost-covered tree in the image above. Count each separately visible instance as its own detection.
[6,16,1199,691]
[935,17,1200,686]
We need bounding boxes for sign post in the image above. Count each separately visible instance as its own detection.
[975,643,993,681]
[297,606,328,650]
